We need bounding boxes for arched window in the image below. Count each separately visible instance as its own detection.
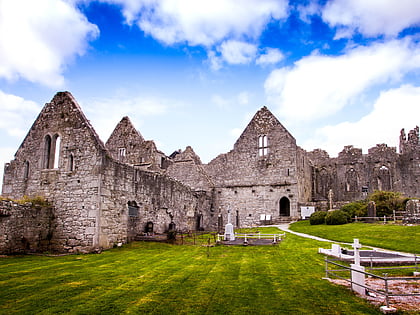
[258,135,268,156]
[68,154,74,172]
[23,161,29,179]
[43,135,52,169]
[53,135,61,169]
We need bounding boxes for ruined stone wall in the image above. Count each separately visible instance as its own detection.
[0,200,55,254]
[98,156,212,248]
[1,92,105,253]
[308,140,419,203]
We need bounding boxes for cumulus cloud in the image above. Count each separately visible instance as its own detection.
[264,38,420,123]
[256,48,284,66]
[0,0,98,87]
[211,91,251,109]
[83,95,171,141]
[322,0,420,38]
[219,40,257,64]
[0,90,40,138]
[302,85,420,156]
[101,0,288,46]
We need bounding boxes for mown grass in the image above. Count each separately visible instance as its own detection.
[290,221,420,254]
[0,231,381,315]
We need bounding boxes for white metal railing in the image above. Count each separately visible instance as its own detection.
[216,232,285,244]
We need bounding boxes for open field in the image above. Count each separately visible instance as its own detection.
[0,232,381,315]
[289,221,420,254]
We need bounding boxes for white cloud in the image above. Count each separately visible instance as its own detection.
[303,85,420,156]
[265,38,420,123]
[256,48,284,66]
[0,90,40,138]
[83,95,171,141]
[322,0,420,38]
[101,0,288,46]
[211,91,251,108]
[0,0,98,87]
[219,40,257,65]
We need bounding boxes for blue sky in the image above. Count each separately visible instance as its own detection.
[1,0,420,184]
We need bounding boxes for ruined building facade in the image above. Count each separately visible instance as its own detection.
[1,92,419,253]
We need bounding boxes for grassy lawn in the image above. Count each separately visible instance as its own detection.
[0,231,381,315]
[290,221,420,254]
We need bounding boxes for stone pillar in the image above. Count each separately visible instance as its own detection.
[224,208,235,241]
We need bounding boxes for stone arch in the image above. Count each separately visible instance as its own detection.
[377,165,391,191]
[316,168,330,199]
[279,196,290,216]
[345,168,358,192]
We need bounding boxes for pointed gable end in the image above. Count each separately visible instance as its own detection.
[15,91,106,158]
[233,106,295,152]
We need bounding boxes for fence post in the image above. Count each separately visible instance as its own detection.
[393,210,396,223]
[325,257,329,278]
[383,273,390,308]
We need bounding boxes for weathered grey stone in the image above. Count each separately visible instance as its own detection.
[1,92,419,253]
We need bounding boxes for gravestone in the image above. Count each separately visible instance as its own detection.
[404,199,420,224]
[224,208,235,241]
[367,201,376,223]
[350,239,365,296]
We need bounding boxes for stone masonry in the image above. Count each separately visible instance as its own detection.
[1,92,419,253]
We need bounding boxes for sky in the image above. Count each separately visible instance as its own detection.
[1,0,420,186]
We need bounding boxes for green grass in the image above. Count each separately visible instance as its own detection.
[290,221,420,253]
[0,231,381,315]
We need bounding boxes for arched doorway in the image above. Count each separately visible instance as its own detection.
[279,197,290,216]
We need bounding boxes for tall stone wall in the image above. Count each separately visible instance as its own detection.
[97,156,212,248]
[0,200,55,254]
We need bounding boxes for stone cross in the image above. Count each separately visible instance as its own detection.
[328,189,334,210]
[352,238,362,266]
[224,207,235,241]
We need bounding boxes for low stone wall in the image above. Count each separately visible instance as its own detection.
[0,199,55,254]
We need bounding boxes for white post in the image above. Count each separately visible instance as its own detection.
[351,238,365,296]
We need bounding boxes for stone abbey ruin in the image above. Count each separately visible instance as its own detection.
[1,92,419,253]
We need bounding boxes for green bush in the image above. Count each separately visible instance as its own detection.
[340,200,367,218]
[325,210,349,225]
[368,191,407,217]
[309,211,327,225]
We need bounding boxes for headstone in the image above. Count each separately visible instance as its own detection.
[350,238,365,296]
[404,199,420,224]
[331,244,341,256]
[367,201,376,223]
[224,208,235,241]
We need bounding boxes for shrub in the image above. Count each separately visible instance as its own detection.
[368,191,407,217]
[325,210,349,225]
[340,200,367,218]
[309,211,327,225]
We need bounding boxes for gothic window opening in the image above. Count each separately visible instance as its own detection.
[68,154,74,172]
[53,135,61,169]
[23,161,29,179]
[345,168,358,192]
[258,135,268,156]
[43,135,52,169]
[118,148,126,161]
